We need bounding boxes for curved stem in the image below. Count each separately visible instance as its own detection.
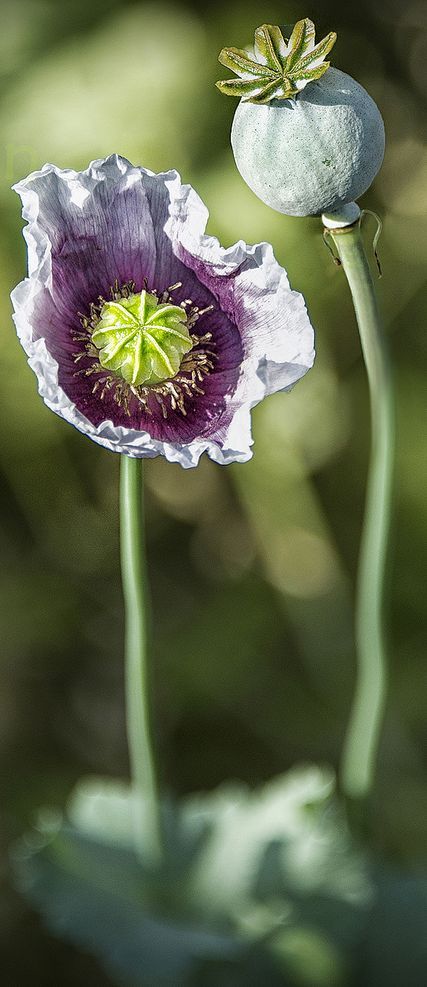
[325,217,394,800]
[120,455,163,862]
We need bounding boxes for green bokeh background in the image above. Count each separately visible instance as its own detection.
[0,0,426,982]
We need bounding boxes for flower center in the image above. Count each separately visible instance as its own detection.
[91,289,193,387]
[73,280,217,419]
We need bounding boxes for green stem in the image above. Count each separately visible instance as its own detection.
[120,455,163,863]
[326,216,394,800]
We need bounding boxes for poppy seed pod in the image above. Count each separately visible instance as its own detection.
[217,20,385,217]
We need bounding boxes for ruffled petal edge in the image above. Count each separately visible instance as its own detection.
[11,155,314,467]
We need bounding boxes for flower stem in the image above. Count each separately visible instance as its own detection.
[120,454,163,863]
[323,207,394,800]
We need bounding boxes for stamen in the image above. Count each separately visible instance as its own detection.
[72,279,217,418]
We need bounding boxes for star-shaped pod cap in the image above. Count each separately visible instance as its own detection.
[217,18,337,104]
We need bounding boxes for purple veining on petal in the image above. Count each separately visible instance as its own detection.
[30,173,157,343]
[31,270,243,443]
[174,240,315,400]
[12,156,314,461]
[23,160,245,443]
[62,299,243,442]
[137,169,202,291]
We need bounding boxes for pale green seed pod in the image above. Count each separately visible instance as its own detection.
[217,20,385,217]
[231,68,385,217]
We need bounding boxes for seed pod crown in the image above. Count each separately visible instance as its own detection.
[217,18,337,104]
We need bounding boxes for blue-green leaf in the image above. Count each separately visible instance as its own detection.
[13,823,241,986]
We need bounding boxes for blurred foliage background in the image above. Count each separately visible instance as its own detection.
[0,0,426,983]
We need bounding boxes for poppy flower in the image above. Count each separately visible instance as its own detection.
[11,154,314,467]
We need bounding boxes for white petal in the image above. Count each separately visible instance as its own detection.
[11,154,315,468]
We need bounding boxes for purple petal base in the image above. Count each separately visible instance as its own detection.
[11,155,315,466]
